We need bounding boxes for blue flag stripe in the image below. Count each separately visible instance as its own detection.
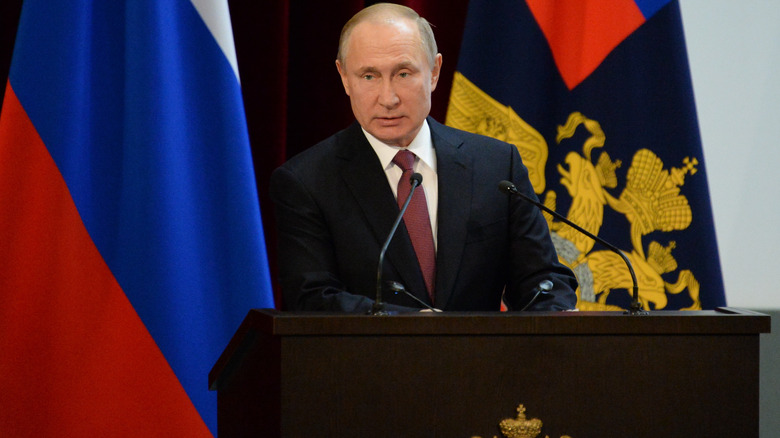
[634,0,672,19]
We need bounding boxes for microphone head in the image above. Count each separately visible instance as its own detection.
[386,281,407,294]
[410,172,423,186]
[498,180,517,194]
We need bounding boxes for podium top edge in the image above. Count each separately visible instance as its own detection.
[245,307,771,336]
[209,307,769,389]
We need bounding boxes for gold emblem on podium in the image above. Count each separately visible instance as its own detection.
[471,404,572,438]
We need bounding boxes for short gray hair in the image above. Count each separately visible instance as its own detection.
[337,3,438,68]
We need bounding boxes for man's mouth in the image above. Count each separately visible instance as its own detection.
[376,116,402,125]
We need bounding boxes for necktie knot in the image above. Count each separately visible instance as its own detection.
[392,149,416,172]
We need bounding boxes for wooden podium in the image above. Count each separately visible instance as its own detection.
[209,308,770,437]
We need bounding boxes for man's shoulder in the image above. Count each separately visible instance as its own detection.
[427,117,516,162]
[428,117,513,150]
[279,121,363,171]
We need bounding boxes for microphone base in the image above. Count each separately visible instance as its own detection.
[624,301,649,316]
[368,302,392,315]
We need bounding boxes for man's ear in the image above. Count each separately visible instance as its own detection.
[430,53,443,92]
[335,59,350,96]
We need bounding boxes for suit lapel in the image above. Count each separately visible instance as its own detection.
[336,123,428,298]
[429,119,472,308]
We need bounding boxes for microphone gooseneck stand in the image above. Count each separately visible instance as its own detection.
[498,180,646,315]
[370,173,424,315]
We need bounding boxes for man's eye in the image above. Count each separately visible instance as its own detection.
[363,74,375,80]
[399,72,409,78]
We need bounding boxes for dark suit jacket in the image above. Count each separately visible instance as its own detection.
[269,117,577,312]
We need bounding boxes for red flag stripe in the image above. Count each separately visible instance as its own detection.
[0,82,210,436]
[526,0,646,89]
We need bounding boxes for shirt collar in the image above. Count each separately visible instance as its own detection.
[363,120,435,171]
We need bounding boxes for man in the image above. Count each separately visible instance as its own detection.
[270,3,577,312]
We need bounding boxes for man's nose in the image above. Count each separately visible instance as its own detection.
[378,80,400,108]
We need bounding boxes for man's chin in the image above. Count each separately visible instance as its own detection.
[368,125,415,147]
[370,132,402,146]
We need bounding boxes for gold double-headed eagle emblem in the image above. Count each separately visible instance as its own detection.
[446,72,701,311]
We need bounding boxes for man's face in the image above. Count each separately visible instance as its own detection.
[336,19,442,148]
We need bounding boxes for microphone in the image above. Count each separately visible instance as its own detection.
[498,180,646,315]
[518,280,553,311]
[370,172,424,315]
[387,281,442,312]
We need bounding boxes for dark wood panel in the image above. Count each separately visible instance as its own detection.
[210,308,769,437]
[278,334,758,437]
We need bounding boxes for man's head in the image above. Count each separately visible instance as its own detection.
[335,3,442,148]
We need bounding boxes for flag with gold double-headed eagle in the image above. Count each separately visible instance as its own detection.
[447,0,726,310]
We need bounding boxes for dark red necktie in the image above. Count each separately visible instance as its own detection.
[392,150,436,302]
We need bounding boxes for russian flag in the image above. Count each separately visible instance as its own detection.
[0,0,274,435]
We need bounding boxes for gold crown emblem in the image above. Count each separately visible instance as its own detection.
[498,404,543,438]
[471,404,572,438]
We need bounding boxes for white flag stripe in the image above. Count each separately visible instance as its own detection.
[189,0,241,83]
